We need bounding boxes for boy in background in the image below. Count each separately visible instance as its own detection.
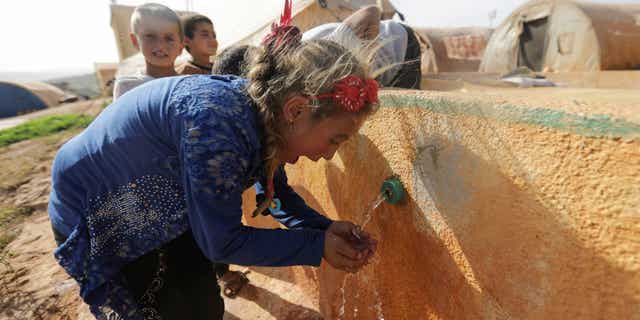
[113,3,183,99]
[177,14,218,75]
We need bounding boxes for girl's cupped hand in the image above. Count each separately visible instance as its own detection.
[323,221,377,273]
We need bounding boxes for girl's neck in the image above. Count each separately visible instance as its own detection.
[145,64,177,78]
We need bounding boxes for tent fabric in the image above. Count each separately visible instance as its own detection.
[414,27,493,73]
[574,2,640,70]
[0,81,65,118]
[480,0,640,73]
[479,0,553,73]
[542,1,600,72]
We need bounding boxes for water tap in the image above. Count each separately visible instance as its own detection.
[381,176,405,205]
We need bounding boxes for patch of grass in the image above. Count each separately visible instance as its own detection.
[0,207,34,252]
[0,206,33,226]
[0,234,16,253]
[0,114,93,148]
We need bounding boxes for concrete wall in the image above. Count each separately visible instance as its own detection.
[422,71,640,90]
[240,89,639,319]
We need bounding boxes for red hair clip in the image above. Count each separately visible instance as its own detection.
[262,0,300,49]
[315,75,379,112]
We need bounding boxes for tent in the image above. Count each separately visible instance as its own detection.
[0,81,65,118]
[480,0,640,73]
[414,27,493,74]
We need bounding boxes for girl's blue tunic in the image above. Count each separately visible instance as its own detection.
[48,75,332,317]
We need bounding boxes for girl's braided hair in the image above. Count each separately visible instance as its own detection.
[246,25,379,216]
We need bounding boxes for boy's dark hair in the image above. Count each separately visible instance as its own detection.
[212,45,259,76]
[182,14,213,52]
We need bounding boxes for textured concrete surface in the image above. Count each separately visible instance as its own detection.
[423,71,640,90]
[235,88,639,319]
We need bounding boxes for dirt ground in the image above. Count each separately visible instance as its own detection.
[0,211,92,320]
[0,126,92,320]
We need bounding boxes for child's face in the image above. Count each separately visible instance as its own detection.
[131,19,183,68]
[282,103,366,164]
[185,22,218,58]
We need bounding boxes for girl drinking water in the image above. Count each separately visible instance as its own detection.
[49,2,379,319]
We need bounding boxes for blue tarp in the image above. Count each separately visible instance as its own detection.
[0,82,48,118]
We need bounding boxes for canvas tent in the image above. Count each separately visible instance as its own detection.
[414,27,493,74]
[0,81,65,118]
[480,0,640,73]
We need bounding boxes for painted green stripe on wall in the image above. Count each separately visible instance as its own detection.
[381,94,640,138]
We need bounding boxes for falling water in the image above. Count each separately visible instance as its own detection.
[338,190,389,320]
[338,282,347,319]
[360,191,387,229]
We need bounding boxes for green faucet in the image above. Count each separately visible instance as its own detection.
[381,176,405,205]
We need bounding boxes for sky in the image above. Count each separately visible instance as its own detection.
[0,0,634,75]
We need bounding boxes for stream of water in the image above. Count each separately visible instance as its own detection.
[337,190,388,320]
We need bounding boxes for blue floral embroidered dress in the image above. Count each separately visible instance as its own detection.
[48,75,332,318]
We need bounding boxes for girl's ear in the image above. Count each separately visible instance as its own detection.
[282,95,310,123]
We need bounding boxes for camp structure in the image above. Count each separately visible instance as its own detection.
[414,27,493,74]
[0,81,66,118]
[480,0,640,73]
[94,63,118,97]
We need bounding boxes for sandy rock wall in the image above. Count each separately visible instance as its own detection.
[241,89,640,319]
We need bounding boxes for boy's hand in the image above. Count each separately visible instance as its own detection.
[323,221,377,273]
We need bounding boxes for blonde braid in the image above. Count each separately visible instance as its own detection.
[247,47,284,216]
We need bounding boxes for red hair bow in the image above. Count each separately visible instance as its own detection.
[262,0,300,49]
[315,75,379,112]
